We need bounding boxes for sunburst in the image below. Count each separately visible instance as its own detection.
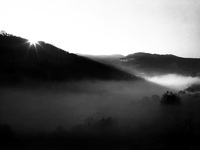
[26,38,42,58]
[28,39,39,47]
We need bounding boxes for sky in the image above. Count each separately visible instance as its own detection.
[1,0,200,57]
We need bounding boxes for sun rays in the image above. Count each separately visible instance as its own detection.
[27,38,40,48]
[26,38,42,59]
[28,39,39,47]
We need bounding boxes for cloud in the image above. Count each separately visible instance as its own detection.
[145,74,200,90]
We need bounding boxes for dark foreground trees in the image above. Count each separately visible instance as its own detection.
[0,124,15,146]
[160,91,181,105]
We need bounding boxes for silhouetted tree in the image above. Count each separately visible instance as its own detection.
[160,91,181,105]
[71,117,118,137]
[83,117,96,127]
[178,90,186,95]
[0,124,15,144]
[0,30,9,36]
[96,117,117,131]
[51,126,68,139]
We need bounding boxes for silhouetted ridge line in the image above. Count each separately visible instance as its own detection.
[119,52,200,76]
[0,32,136,84]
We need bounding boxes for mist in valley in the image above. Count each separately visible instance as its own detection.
[0,80,167,132]
[145,74,200,90]
[1,78,200,149]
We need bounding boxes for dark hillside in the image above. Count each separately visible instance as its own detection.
[0,33,136,84]
[119,52,200,76]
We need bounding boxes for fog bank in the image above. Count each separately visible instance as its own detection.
[145,74,200,90]
[0,80,168,133]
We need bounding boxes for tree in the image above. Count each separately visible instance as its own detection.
[0,124,15,144]
[160,91,181,105]
[0,30,11,36]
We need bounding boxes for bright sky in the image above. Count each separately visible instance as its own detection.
[1,0,200,57]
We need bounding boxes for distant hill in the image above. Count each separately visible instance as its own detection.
[118,52,200,76]
[80,54,124,65]
[0,32,136,84]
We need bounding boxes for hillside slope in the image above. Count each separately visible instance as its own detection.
[0,33,136,84]
[118,52,200,76]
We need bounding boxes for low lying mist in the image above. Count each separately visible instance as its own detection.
[144,74,200,90]
[0,80,167,133]
[1,79,200,149]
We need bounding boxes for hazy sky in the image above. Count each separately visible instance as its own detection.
[1,0,200,57]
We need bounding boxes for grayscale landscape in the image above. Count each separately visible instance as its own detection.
[1,0,200,149]
[1,32,200,149]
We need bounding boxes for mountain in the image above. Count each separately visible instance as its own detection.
[79,54,124,65]
[118,52,200,76]
[0,32,136,84]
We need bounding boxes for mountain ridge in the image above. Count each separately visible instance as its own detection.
[0,32,136,84]
[85,52,200,77]
[119,52,200,76]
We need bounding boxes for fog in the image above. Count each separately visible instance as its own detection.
[0,80,168,133]
[145,74,200,90]
[1,80,200,149]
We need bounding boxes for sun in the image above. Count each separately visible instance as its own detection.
[26,38,42,58]
[28,39,39,47]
